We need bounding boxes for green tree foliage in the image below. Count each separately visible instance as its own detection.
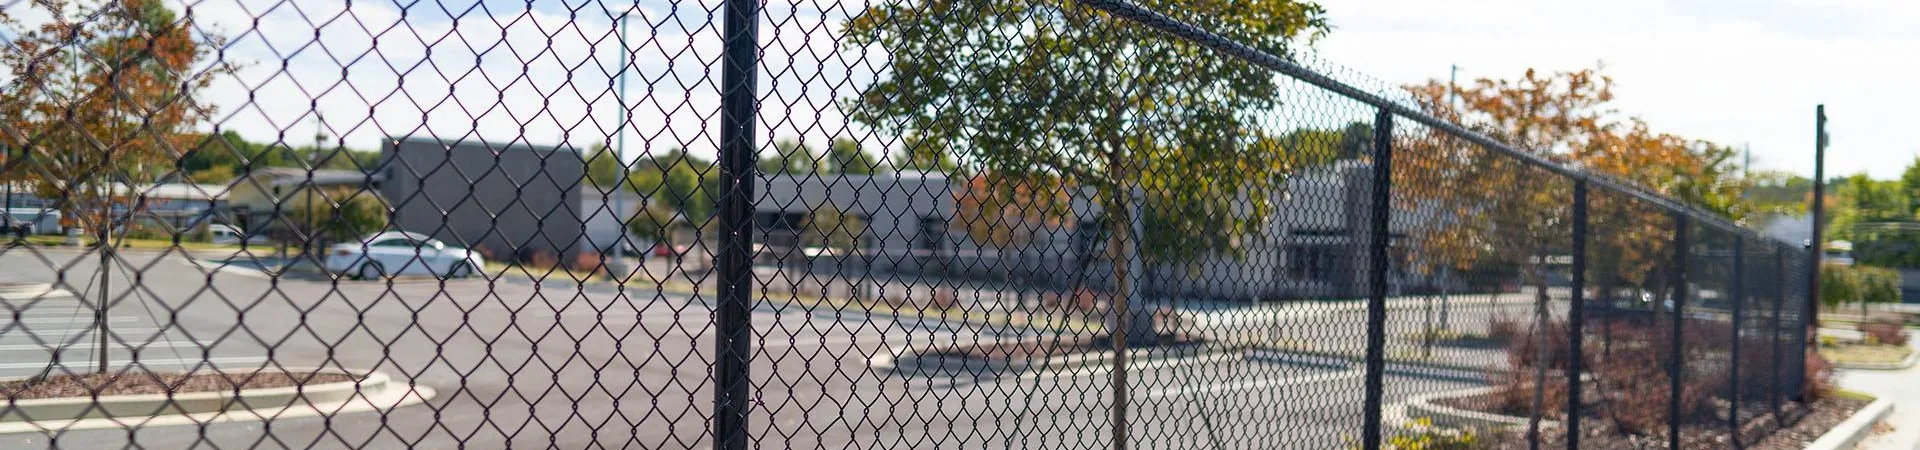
[626,148,716,223]
[804,205,865,250]
[843,0,1330,272]
[1,0,235,234]
[889,136,958,173]
[761,138,819,175]
[826,138,881,175]
[1819,264,1857,311]
[284,188,388,244]
[1272,122,1369,168]
[627,203,678,243]
[1744,170,1812,220]
[583,143,626,188]
[1820,263,1902,311]
[179,130,380,184]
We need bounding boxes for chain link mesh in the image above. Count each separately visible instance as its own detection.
[0,0,1817,448]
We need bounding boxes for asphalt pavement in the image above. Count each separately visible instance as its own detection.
[0,245,1529,449]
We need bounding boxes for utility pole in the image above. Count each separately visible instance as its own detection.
[1449,64,1461,110]
[608,11,634,279]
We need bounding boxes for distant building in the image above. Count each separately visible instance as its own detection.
[376,137,584,261]
[754,161,1442,301]
[124,183,228,230]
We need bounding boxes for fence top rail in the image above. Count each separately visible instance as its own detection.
[1078,0,1777,245]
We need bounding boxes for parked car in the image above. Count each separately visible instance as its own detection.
[208,224,270,246]
[325,231,485,279]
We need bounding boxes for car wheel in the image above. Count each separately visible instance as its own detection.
[357,262,385,280]
[449,261,476,279]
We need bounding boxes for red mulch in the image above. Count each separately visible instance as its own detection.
[2,371,357,400]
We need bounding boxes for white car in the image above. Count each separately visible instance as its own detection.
[208,224,270,246]
[325,231,485,280]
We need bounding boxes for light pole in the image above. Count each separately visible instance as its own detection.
[606,11,635,279]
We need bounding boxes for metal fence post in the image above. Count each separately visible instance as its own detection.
[1729,236,1745,447]
[1565,181,1588,450]
[1361,108,1394,450]
[1667,214,1689,450]
[715,0,762,447]
[1771,245,1786,421]
[1799,105,1827,403]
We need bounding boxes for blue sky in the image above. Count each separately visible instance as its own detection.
[7,0,1909,179]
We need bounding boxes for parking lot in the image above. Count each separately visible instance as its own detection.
[1,244,1539,448]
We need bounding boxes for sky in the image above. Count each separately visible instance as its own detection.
[4,0,1913,179]
[1313,0,1920,180]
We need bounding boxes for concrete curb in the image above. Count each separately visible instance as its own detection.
[1805,398,1894,450]
[0,368,434,435]
[1246,346,1501,375]
[1832,349,1920,371]
[873,338,1241,377]
[1387,386,1557,431]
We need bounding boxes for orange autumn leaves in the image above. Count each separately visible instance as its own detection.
[1,0,234,234]
[1395,67,1744,285]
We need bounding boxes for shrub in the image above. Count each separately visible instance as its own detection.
[1377,419,1485,450]
[569,250,606,276]
[1487,315,1521,342]
[519,248,559,270]
[1803,350,1836,401]
[1857,320,1910,346]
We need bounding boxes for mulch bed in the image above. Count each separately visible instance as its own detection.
[2,371,357,400]
[1449,392,1869,449]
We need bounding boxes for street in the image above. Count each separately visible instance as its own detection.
[0,246,1536,449]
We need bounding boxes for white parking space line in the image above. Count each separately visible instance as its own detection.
[7,316,138,325]
[1141,368,1364,399]
[1018,352,1245,381]
[0,356,269,370]
[1,326,160,336]
[0,341,210,352]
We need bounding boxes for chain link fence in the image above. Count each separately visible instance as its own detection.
[0,0,1816,448]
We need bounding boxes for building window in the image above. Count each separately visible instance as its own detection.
[1287,244,1340,282]
[916,216,946,262]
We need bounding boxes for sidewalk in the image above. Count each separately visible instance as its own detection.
[1839,338,1919,450]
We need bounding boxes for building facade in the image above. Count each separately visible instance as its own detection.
[377,137,585,261]
[754,161,1444,301]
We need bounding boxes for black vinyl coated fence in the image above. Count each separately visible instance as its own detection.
[0,0,1816,449]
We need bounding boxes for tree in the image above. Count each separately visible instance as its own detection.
[804,205,865,251]
[761,138,818,175]
[1272,122,1369,168]
[1400,67,1749,299]
[627,148,716,223]
[583,143,626,188]
[284,188,388,245]
[0,0,235,237]
[1901,157,1920,219]
[826,138,881,175]
[844,0,1329,342]
[889,135,958,173]
[952,171,1072,249]
[627,203,678,243]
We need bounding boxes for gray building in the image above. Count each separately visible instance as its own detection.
[755,161,1442,301]
[378,137,585,261]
